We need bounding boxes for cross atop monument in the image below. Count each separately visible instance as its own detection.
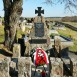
[35,7,44,16]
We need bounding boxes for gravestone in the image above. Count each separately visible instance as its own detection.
[25,7,50,56]
[24,8,51,77]
[13,44,21,58]
[18,57,31,77]
[34,7,44,37]
[0,58,10,77]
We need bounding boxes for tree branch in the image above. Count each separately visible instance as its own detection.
[45,0,77,13]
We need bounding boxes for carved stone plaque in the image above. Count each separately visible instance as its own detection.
[35,23,44,37]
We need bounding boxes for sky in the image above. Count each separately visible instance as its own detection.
[0,0,77,17]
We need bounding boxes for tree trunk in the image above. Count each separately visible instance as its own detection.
[3,0,23,50]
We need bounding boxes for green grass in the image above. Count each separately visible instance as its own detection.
[0,26,4,42]
[57,27,77,52]
[0,35,4,42]
[57,27,77,40]
[69,40,77,52]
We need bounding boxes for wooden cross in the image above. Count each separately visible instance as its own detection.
[35,7,44,16]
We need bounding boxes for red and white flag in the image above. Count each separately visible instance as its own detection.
[34,48,49,66]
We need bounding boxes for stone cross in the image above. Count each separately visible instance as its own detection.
[35,7,44,16]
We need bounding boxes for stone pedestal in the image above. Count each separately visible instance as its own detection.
[34,16,45,23]
[0,58,10,77]
[18,57,31,77]
[13,44,21,58]
[54,37,61,54]
[50,57,63,77]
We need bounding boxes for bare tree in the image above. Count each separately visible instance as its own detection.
[3,0,23,50]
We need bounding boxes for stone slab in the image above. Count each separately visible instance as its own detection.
[18,57,31,77]
[50,57,63,77]
[13,44,21,58]
[0,57,10,77]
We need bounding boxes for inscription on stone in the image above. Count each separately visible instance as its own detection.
[35,23,44,37]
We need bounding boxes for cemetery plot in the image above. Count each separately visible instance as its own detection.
[57,27,77,52]
[24,7,51,57]
[0,6,77,77]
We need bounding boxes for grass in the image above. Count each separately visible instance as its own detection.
[57,27,77,52]
[0,25,4,43]
[69,40,77,52]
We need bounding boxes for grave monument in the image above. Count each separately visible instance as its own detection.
[25,7,50,56]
